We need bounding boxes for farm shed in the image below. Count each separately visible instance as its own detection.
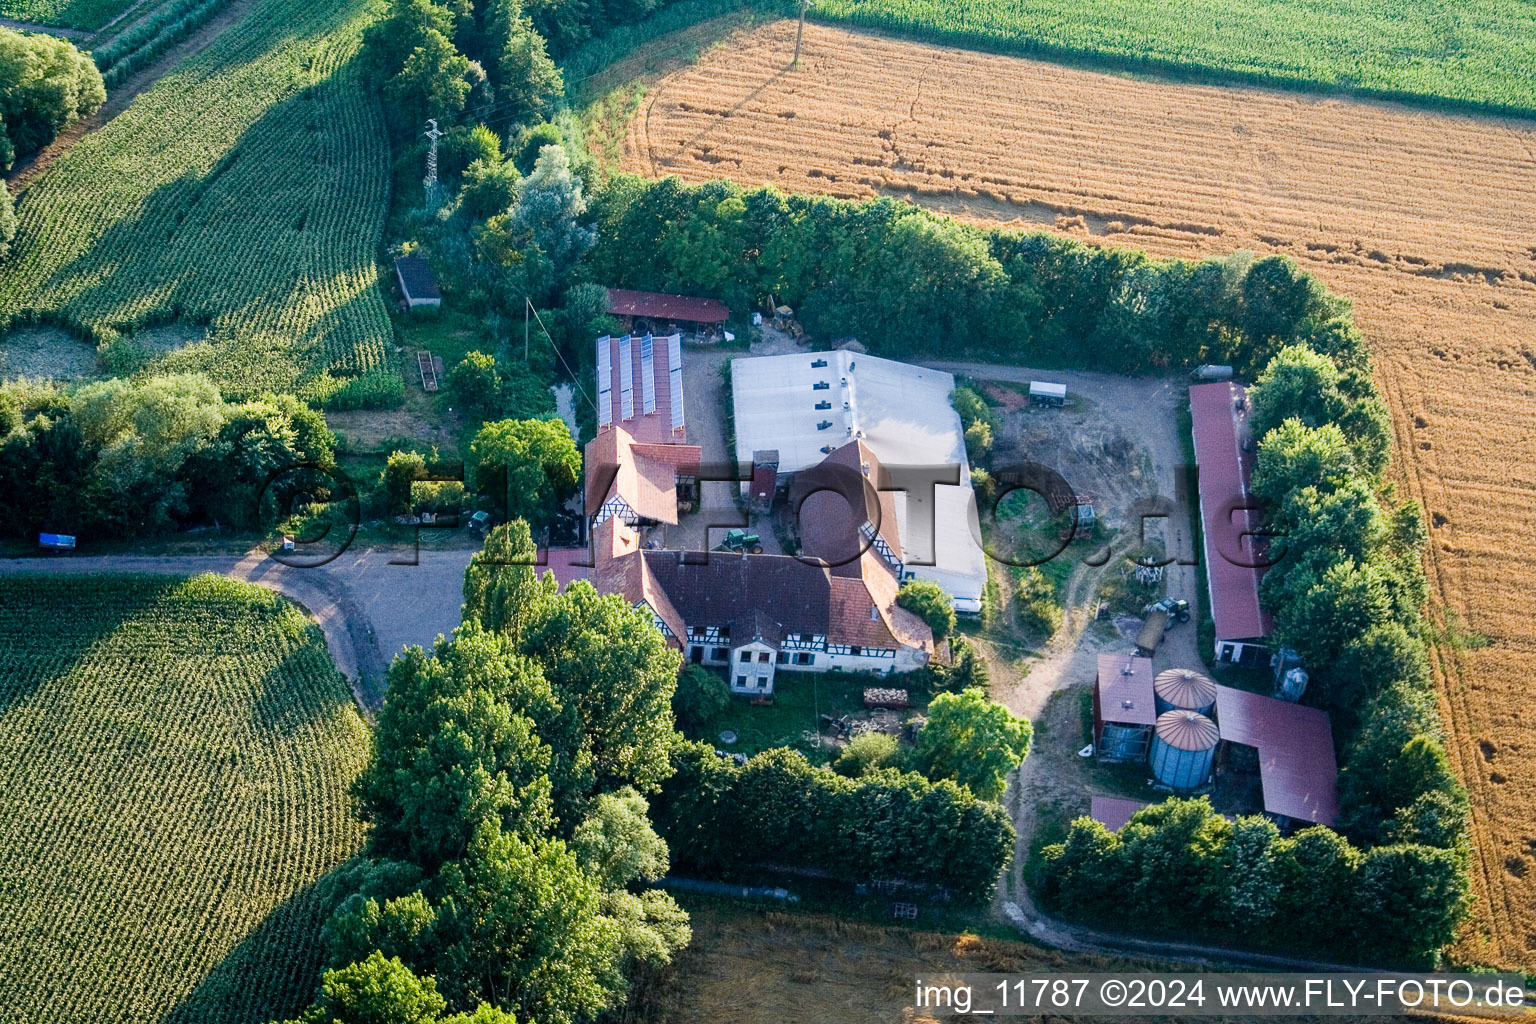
[1092,653,1156,761]
[393,256,441,309]
[1028,380,1067,406]
[1189,382,1273,665]
[607,288,728,340]
[730,350,986,613]
[1089,796,1149,833]
[1212,684,1338,827]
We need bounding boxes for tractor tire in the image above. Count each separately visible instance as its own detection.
[750,544,763,554]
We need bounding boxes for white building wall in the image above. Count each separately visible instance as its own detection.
[729,640,778,694]
[730,350,988,613]
[686,636,927,693]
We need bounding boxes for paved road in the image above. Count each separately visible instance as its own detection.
[0,546,476,708]
[664,330,807,553]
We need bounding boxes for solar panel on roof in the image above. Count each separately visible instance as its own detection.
[640,334,656,415]
[595,337,613,427]
[619,335,634,421]
[668,334,684,431]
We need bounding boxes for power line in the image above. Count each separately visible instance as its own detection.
[525,297,598,413]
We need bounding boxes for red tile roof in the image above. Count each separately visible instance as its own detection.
[607,288,728,324]
[542,547,592,590]
[583,426,701,524]
[790,440,902,579]
[1096,653,1157,725]
[1090,796,1149,833]
[597,333,686,444]
[1213,685,1339,826]
[1189,382,1273,642]
[580,445,931,658]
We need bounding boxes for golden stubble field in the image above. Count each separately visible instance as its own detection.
[623,20,1536,969]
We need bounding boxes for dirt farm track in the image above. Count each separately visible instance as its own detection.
[624,19,1536,969]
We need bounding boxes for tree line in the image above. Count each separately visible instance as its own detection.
[1038,797,1466,966]
[653,740,1016,904]
[0,26,106,260]
[0,374,337,540]
[281,521,691,1024]
[585,175,1345,376]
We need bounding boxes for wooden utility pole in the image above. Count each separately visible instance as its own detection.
[793,0,812,64]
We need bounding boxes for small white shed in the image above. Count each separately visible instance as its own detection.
[1029,380,1067,406]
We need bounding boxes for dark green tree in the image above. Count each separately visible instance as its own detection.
[912,687,1030,800]
[671,664,728,735]
[447,351,502,423]
[896,578,955,641]
[1352,844,1470,964]
[289,951,446,1024]
[462,520,558,641]
[519,580,682,797]
[468,417,579,528]
[431,822,623,1021]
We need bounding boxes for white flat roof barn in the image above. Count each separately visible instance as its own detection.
[731,350,987,611]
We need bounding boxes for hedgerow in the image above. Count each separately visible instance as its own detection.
[653,742,1016,903]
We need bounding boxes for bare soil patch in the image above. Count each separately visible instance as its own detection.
[0,325,100,380]
[624,21,1536,969]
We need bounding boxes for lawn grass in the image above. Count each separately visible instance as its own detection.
[810,0,1536,119]
[692,668,929,764]
[0,574,369,1023]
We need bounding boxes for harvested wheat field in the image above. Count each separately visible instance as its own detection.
[625,20,1536,970]
[644,904,1349,1023]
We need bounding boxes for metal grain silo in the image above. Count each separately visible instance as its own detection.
[1149,710,1219,792]
[1154,668,1217,715]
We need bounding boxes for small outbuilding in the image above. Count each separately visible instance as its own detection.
[749,450,779,514]
[607,288,728,340]
[1092,653,1156,761]
[1029,380,1067,407]
[394,256,442,310]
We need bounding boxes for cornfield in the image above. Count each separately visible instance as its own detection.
[628,20,1536,970]
[92,0,236,90]
[0,0,394,397]
[810,0,1536,118]
[0,574,370,1024]
[0,0,125,30]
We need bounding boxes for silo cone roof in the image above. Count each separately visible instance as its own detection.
[1155,668,1217,709]
[1154,710,1220,751]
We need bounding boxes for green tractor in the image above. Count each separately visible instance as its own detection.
[717,529,763,554]
[1146,596,1191,623]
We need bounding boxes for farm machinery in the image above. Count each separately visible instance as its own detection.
[716,529,763,554]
